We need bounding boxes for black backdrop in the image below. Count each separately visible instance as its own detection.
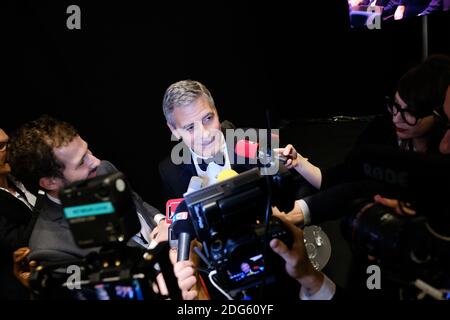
[2,0,449,210]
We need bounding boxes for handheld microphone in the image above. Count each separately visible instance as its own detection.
[171,201,196,262]
[235,139,288,163]
[216,168,239,182]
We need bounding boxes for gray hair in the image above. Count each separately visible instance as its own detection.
[162,80,216,127]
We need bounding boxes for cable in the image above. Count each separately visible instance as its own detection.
[198,274,211,300]
[208,270,233,300]
[194,246,213,269]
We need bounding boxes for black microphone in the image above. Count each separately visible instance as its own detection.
[171,200,196,262]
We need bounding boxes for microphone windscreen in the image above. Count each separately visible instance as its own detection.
[235,139,259,159]
[216,169,239,182]
[172,200,195,235]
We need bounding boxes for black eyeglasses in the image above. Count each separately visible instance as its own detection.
[0,141,8,152]
[385,96,419,126]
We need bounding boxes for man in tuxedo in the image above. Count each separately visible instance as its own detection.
[9,115,164,263]
[159,80,264,199]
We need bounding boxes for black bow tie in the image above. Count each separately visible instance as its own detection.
[196,152,226,172]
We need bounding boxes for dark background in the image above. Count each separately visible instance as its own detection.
[2,0,449,211]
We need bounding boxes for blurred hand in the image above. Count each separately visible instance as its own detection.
[13,247,36,289]
[272,201,304,227]
[349,0,363,7]
[169,241,208,300]
[174,260,198,300]
[373,194,416,216]
[150,220,170,244]
[394,5,405,20]
[274,144,306,170]
[270,215,324,295]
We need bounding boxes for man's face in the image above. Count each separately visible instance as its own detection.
[241,262,251,273]
[53,135,101,189]
[439,86,450,155]
[169,95,222,158]
[0,129,11,176]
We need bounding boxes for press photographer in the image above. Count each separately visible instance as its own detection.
[28,171,181,300]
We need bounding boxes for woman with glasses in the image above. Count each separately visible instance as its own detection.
[271,55,450,228]
[276,54,450,192]
[0,127,36,300]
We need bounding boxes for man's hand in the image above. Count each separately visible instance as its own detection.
[150,220,170,244]
[274,144,307,170]
[272,201,305,227]
[373,194,416,216]
[169,240,208,300]
[173,260,198,300]
[13,247,36,289]
[270,215,324,296]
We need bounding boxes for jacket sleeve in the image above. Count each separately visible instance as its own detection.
[304,180,386,225]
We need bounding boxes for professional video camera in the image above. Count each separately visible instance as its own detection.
[341,146,450,299]
[180,167,295,298]
[29,172,181,300]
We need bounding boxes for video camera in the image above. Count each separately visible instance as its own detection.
[29,172,181,300]
[342,146,450,298]
[183,167,295,297]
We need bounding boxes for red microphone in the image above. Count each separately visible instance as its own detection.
[165,198,184,224]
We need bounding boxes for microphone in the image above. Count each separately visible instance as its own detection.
[235,139,288,164]
[171,201,196,262]
[216,168,239,182]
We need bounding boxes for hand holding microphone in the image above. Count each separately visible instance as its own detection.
[273,144,308,170]
[235,139,292,165]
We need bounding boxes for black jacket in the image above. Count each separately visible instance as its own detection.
[0,188,36,299]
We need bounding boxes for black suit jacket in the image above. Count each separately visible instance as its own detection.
[0,188,36,299]
[320,116,399,190]
[303,116,405,225]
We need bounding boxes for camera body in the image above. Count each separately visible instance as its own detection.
[342,146,450,293]
[342,199,450,288]
[30,172,181,300]
[59,171,140,248]
[184,168,293,293]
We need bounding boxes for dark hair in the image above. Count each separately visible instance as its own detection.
[8,115,78,191]
[397,55,450,118]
